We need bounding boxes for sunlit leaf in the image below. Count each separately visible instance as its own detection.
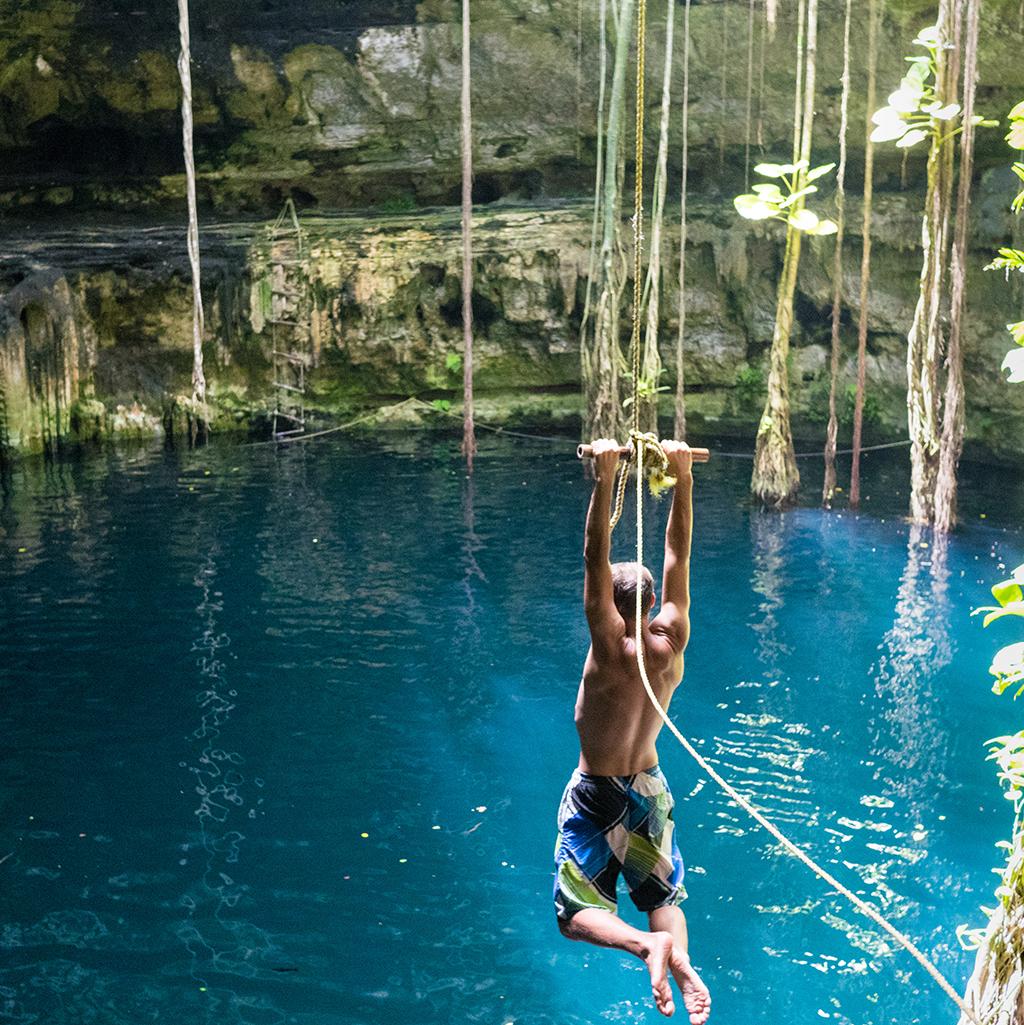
[1008,121,1024,150]
[889,88,921,113]
[872,105,903,127]
[991,643,1024,679]
[905,60,930,81]
[751,183,785,199]
[1009,99,1024,120]
[871,120,910,143]
[896,128,929,148]
[787,208,819,232]
[983,603,1024,627]
[778,185,818,208]
[734,195,776,220]
[1003,347,1024,383]
[812,219,839,236]
[806,162,836,182]
[993,580,1024,607]
[914,25,941,47]
[753,162,785,178]
[934,103,961,121]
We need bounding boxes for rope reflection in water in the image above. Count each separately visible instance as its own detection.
[177,547,278,1024]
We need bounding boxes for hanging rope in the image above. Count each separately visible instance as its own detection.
[614,2,980,1020]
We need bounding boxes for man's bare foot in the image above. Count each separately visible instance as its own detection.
[669,949,711,1025]
[643,931,675,1017]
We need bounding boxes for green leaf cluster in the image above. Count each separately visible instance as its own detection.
[733,160,838,236]
[984,101,1024,377]
[870,25,997,150]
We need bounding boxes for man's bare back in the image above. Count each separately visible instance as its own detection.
[553,439,711,1024]
[576,622,684,776]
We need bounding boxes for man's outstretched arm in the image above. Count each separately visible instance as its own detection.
[584,440,625,651]
[653,443,693,651]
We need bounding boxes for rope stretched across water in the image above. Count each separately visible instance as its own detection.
[621,2,979,1021]
[630,442,980,1024]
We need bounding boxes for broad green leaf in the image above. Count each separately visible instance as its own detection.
[898,75,927,98]
[971,117,1000,128]
[905,59,930,77]
[993,580,1024,606]
[922,100,943,115]
[1009,99,1024,120]
[1003,347,1024,383]
[914,25,941,47]
[811,219,839,236]
[751,183,784,199]
[734,195,775,220]
[806,162,836,182]
[896,128,930,148]
[787,208,820,232]
[871,121,910,143]
[753,162,785,178]
[933,103,961,121]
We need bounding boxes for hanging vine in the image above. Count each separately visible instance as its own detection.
[850,0,880,509]
[580,0,632,442]
[176,0,207,440]
[460,0,476,467]
[674,0,692,440]
[636,0,676,434]
[822,0,853,506]
[935,0,982,531]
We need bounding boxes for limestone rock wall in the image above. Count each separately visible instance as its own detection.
[3,193,1021,459]
[2,0,1023,213]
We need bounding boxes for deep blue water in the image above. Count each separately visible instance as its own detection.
[0,434,1021,1025]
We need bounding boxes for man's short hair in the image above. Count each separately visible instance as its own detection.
[610,562,654,618]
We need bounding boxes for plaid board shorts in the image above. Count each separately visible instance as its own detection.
[553,764,687,920]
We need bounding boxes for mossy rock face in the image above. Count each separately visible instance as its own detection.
[2,193,1024,461]
[2,0,1023,213]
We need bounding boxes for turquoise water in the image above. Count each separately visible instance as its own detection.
[0,435,1021,1025]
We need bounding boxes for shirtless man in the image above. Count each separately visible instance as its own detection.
[553,439,711,1024]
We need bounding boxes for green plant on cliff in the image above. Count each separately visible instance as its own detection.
[871,13,995,529]
[986,101,1024,377]
[733,160,838,236]
[955,96,1024,1025]
[732,0,824,509]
